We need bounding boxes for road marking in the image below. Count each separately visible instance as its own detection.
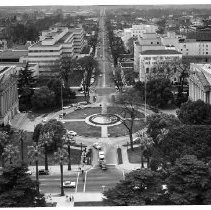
[75,172,80,193]
[83,171,88,192]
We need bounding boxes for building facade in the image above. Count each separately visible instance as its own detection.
[139,49,182,82]
[189,63,211,104]
[27,27,85,76]
[0,66,19,125]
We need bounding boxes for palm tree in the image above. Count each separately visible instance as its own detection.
[28,143,42,193]
[54,147,68,196]
[62,130,76,171]
[39,131,54,171]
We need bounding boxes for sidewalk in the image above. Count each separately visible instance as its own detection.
[45,192,104,206]
[116,146,147,172]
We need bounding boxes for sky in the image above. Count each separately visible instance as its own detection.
[1,0,211,6]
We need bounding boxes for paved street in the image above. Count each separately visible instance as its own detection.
[81,167,124,192]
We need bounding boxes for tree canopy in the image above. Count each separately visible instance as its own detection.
[166,155,211,205]
[134,78,174,108]
[0,165,46,207]
[159,125,211,164]
[177,100,211,125]
[103,169,162,206]
[31,86,55,110]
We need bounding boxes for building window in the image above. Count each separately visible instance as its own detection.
[151,42,153,44]
[157,42,159,44]
[206,52,208,54]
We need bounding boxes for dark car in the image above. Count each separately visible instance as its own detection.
[101,164,107,170]
[38,169,49,175]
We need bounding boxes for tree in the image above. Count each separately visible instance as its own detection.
[31,86,55,110]
[159,125,211,164]
[78,56,98,100]
[18,62,36,110]
[146,113,182,147]
[0,132,9,167]
[148,59,190,107]
[60,57,79,89]
[54,147,68,196]
[126,37,137,55]
[0,165,45,207]
[134,78,174,108]
[47,78,76,105]
[177,100,211,125]
[112,67,124,92]
[103,169,162,206]
[117,88,144,150]
[35,119,66,170]
[166,155,211,205]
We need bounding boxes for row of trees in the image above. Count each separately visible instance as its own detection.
[0,126,46,207]
[104,155,211,205]
[105,18,127,66]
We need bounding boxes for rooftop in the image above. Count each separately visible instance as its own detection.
[0,50,28,59]
[141,50,182,55]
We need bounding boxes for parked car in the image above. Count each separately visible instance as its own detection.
[68,130,77,136]
[99,151,105,160]
[93,142,102,150]
[25,170,32,175]
[63,181,76,188]
[74,106,82,111]
[101,163,107,170]
[38,169,49,175]
[78,101,88,105]
[42,117,48,123]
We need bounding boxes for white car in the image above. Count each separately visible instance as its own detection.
[93,143,102,150]
[99,151,105,160]
[68,130,77,136]
[25,170,32,175]
[63,181,76,188]
[42,117,48,123]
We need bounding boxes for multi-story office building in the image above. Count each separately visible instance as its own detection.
[0,66,19,125]
[27,27,85,76]
[139,49,182,82]
[134,33,165,72]
[189,63,211,104]
[122,24,158,48]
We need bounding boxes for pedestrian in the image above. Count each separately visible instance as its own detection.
[69,196,72,202]
[72,195,74,202]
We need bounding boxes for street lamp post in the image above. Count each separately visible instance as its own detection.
[34,145,39,193]
[60,154,64,196]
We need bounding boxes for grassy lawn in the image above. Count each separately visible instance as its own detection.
[64,121,101,137]
[64,107,101,119]
[107,106,145,118]
[127,147,146,164]
[108,120,145,137]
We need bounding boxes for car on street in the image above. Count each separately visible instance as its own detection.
[42,117,48,123]
[68,130,77,136]
[63,181,76,188]
[99,151,105,160]
[101,163,107,170]
[93,142,102,150]
[25,170,32,175]
[99,74,102,77]
[74,106,82,111]
[38,169,49,175]
[78,101,88,105]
